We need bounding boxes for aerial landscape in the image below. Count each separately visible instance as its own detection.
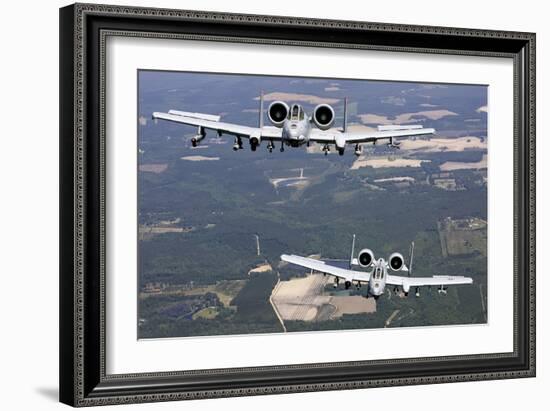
[137,70,488,339]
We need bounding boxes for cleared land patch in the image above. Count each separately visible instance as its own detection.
[351,157,428,170]
[254,92,339,105]
[143,280,247,308]
[139,163,168,173]
[398,136,486,153]
[269,168,309,189]
[248,263,273,275]
[440,154,487,171]
[192,307,219,320]
[181,156,220,161]
[374,176,415,183]
[330,296,376,318]
[438,217,487,257]
[271,273,376,322]
[358,109,458,125]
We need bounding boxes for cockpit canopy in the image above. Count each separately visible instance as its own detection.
[373,266,384,279]
[288,104,304,121]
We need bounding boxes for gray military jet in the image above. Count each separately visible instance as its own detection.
[152,92,435,156]
[281,235,473,300]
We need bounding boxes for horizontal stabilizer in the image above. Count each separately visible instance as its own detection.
[377,124,424,131]
[168,110,221,122]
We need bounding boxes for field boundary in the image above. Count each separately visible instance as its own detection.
[269,275,287,332]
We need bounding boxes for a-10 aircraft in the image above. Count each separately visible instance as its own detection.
[152,92,436,156]
[281,235,473,300]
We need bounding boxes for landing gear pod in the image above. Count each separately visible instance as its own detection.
[191,126,206,147]
[249,135,261,151]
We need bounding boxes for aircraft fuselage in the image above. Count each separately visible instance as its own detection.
[367,258,388,298]
[282,116,311,146]
[341,258,388,299]
[280,106,312,148]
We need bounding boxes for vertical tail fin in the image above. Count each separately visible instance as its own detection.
[342,97,348,133]
[259,90,264,128]
[408,241,415,277]
[349,234,356,268]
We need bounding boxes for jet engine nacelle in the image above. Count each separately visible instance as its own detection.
[388,252,405,271]
[357,248,375,268]
[268,101,289,127]
[312,104,335,130]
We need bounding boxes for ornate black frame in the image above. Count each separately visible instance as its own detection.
[59,3,536,407]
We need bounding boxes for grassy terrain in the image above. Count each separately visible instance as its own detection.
[138,151,488,337]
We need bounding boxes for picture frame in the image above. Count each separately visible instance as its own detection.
[59,2,535,407]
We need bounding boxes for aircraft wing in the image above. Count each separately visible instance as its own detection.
[152,111,283,140]
[309,125,435,147]
[281,254,371,283]
[386,274,473,288]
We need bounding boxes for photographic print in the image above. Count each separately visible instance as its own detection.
[137,70,488,339]
[60,6,535,404]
